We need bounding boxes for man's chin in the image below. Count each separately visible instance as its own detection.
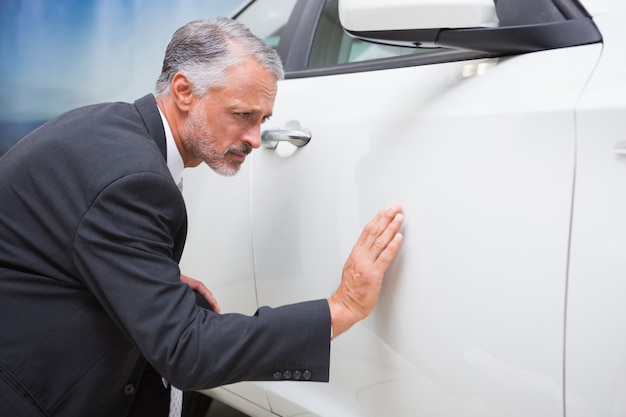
[205,161,241,177]
[218,169,239,177]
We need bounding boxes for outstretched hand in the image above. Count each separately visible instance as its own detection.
[328,204,404,338]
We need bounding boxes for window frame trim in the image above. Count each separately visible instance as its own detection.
[284,49,494,79]
[274,0,326,73]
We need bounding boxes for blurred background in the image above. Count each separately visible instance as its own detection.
[0,0,246,155]
[1,2,257,415]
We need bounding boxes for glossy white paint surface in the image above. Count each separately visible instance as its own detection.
[181,162,257,316]
[582,0,625,16]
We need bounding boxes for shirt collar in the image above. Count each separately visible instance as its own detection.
[157,107,184,187]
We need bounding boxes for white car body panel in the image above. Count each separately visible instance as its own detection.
[179,0,626,415]
[583,0,625,16]
[181,162,257,317]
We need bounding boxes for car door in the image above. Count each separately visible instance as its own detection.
[246,0,602,416]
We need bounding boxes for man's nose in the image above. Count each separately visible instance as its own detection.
[243,125,262,149]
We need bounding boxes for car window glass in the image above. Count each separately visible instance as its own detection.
[235,0,298,49]
[307,0,437,68]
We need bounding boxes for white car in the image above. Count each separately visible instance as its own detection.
[180,0,626,416]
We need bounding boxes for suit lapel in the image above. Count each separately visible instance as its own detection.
[134,94,167,161]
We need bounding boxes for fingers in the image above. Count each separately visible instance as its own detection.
[355,203,404,266]
[202,290,221,314]
[180,274,221,313]
[378,231,403,266]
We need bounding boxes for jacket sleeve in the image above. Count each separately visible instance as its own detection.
[72,171,331,390]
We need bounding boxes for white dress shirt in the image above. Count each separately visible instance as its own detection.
[157,107,184,189]
[157,106,185,417]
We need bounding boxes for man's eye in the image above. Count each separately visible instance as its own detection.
[237,113,251,119]
[262,116,271,123]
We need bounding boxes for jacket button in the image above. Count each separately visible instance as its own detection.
[283,371,292,380]
[303,370,312,381]
[293,370,302,380]
[123,384,135,396]
[273,372,282,380]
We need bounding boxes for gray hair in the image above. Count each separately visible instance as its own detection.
[155,17,284,98]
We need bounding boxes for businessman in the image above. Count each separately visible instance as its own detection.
[0,18,404,417]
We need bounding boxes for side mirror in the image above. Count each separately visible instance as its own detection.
[338,0,499,33]
[337,0,600,55]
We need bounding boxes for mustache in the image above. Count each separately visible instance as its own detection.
[226,144,253,155]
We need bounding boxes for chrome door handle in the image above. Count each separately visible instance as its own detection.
[261,128,311,149]
[615,141,626,156]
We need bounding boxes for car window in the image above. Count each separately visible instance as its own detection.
[307,0,434,68]
[235,0,298,49]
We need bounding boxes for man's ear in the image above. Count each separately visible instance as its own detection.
[171,72,194,112]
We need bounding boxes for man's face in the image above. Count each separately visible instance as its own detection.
[181,59,277,175]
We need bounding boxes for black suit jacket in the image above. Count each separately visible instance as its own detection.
[0,95,331,417]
